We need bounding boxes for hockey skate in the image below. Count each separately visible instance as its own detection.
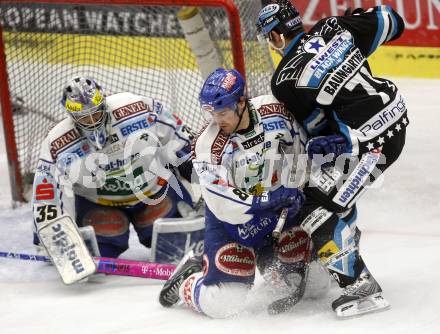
[332,269,390,318]
[159,251,202,308]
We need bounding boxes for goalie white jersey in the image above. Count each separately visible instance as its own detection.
[32,92,193,228]
[192,94,307,229]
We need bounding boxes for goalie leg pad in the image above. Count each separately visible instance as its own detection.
[130,196,176,248]
[79,206,130,258]
[76,195,130,257]
[150,216,205,264]
[38,215,96,284]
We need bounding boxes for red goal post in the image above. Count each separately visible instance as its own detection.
[0,0,274,202]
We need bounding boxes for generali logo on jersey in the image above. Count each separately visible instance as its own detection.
[258,103,290,119]
[112,101,149,121]
[50,128,81,159]
[211,130,229,164]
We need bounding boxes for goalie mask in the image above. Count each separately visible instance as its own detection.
[61,76,108,149]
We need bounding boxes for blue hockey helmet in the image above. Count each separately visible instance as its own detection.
[256,0,302,41]
[199,68,246,114]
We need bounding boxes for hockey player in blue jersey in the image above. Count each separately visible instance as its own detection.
[158,68,330,317]
[256,0,408,317]
[31,76,201,283]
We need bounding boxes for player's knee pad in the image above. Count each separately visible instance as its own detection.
[80,207,130,257]
[197,282,250,318]
[300,206,338,244]
[150,216,205,264]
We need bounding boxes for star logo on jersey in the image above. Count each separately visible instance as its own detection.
[304,37,325,54]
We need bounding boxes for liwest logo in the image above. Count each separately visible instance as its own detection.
[51,223,85,274]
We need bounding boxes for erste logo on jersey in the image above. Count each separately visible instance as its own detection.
[120,114,157,137]
[262,119,287,132]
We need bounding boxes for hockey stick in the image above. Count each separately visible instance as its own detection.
[272,208,289,242]
[0,251,176,280]
[268,237,312,315]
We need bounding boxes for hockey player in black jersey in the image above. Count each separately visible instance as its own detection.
[256,1,408,317]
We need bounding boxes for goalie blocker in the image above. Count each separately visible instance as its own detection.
[38,215,97,284]
[38,213,204,284]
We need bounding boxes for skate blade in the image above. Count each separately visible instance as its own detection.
[335,293,390,318]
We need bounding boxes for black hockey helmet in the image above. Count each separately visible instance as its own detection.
[256,0,303,40]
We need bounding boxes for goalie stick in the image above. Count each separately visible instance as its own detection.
[0,251,176,281]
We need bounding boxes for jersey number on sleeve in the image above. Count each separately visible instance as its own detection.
[233,188,250,201]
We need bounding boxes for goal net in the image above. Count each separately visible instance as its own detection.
[0,0,274,201]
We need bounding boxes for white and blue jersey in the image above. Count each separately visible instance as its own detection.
[193,95,307,248]
[32,92,194,251]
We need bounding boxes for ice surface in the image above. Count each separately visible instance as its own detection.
[0,78,439,333]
